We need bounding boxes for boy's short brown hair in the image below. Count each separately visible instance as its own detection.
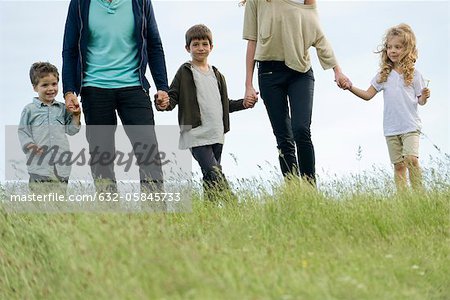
[29,62,59,87]
[185,24,213,47]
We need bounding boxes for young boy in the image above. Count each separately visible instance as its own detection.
[18,62,81,192]
[155,24,257,201]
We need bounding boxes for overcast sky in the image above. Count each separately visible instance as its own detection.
[0,0,449,185]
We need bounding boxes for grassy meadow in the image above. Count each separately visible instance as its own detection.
[1,161,449,299]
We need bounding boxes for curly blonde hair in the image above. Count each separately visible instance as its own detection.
[376,23,418,86]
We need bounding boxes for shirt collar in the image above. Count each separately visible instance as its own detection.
[32,97,61,107]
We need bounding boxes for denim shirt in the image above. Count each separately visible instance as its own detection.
[18,98,81,178]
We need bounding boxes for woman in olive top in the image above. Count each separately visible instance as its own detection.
[242,0,350,184]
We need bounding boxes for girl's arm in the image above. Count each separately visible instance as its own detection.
[418,87,430,105]
[348,85,378,101]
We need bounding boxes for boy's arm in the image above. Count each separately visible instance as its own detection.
[17,108,35,153]
[166,86,178,111]
[64,109,81,136]
[418,88,430,105]
[72,111,81,125]
[218,70,248,112]
[348,85,378,101]
[164,69,183,111]
[229,98,246,113]
[156,83,177,111]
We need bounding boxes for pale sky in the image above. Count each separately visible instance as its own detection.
[0,0,449,185]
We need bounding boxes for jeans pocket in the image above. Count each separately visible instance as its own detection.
[259,71,273,77]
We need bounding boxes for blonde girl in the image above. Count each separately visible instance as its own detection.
[345,23,431,191]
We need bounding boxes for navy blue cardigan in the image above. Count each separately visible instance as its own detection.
[62,0,169,95]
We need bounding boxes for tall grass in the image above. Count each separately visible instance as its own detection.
[1,161,449,299]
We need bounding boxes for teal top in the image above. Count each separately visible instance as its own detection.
[83,0,140,88]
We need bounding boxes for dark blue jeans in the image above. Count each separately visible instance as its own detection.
[191,143,223,176]
[80,86,163,191]
[191,144,231,200]
[258,61,315,182]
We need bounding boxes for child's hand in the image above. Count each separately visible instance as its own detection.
[418,87,431,105]
[154,91,169,111]
[65,92,81,115]
[26,143,44,156]
[421,87,431,99]
[340,78,353,90]
[67,103,81,116]
[334,70,352,90]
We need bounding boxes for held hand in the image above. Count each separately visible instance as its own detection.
[153,94,165,111]
[67,104,81,116]
[65,92,80,114]
[335,72,351,90]
[340,78,353,90]
[154,90,169,111]
[333,65,351,90]
[243,91,259,109]
[244,86,259,101]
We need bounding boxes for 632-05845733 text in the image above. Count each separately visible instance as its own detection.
[9,192,182,203]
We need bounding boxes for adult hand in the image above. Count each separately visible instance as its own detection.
[333,65,351,90]
[335,71,352,90]
[243,90,259,108]
[244,86,259,101]
[340,77,353,90]
[154,90,169,111]
[65,92,81,115]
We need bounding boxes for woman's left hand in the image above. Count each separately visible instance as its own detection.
[333,67,351,90]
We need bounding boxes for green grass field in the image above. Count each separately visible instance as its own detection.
[1,166,449,299]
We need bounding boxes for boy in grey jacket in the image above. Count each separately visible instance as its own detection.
[156,24,257,202]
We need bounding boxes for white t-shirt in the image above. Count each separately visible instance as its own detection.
[179,64,224,149]
[371,69,424,136]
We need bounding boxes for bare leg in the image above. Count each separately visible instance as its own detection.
[394,162,407,192]
[405,155,423,191]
